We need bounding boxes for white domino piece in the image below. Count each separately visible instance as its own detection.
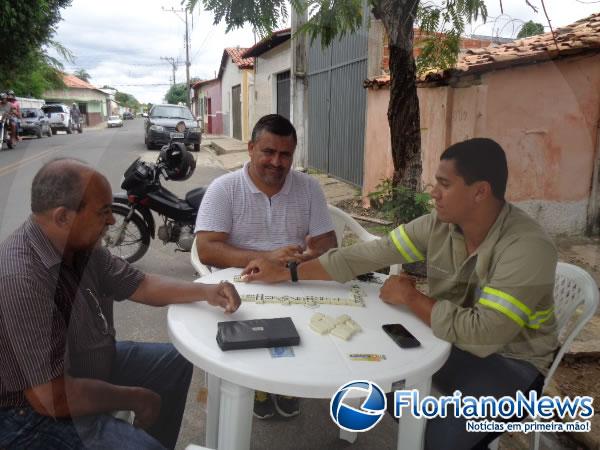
[331,324,354,341]
[335,314,352,325]
[345,319,362,333]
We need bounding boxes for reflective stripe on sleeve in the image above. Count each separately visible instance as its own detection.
[478,286,554,329]
[389,225,424,263]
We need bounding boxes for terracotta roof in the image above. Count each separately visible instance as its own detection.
[363,75,391,89]
[192,78,219,89]
[242,28,291,58]
[224,47,254,69]
[63,74,99,90]
[421,12,600,84]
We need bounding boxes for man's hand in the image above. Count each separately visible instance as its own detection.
[379,274,419,306]
[241,258,290,283]
[266,245,304,264]
[131,388,161,430]
[204,281,241,313]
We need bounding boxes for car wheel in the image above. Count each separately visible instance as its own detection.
[193,143,200,152]
[52,128,57,135]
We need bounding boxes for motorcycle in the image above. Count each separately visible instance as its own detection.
[103,126,205,263]
[0,111,15,151]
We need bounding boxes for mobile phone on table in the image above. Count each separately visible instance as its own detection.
[382,324,421,348]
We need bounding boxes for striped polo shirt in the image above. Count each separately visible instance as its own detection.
[195,162,334,251]
[0,217,145,408]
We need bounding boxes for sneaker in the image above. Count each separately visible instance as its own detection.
[272,395,300,418]
[253,391,275,419]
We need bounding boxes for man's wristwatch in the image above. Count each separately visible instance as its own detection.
[287,261,299,282]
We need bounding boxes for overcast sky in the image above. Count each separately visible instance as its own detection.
[51,0,599,105]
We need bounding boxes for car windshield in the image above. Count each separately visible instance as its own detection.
[150,106,193,120]
[42,105,64,113]
[109,116,120,120]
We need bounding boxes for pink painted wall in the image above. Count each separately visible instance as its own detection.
[362,54,600,233]
[200,81,223,135]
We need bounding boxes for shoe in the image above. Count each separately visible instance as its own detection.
[253,391,275,419]
[272,395,300,418]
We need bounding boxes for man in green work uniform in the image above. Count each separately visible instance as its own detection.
[241,138,558,449]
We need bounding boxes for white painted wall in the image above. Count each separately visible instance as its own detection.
[251,41,291,129]
[220,58,244,138]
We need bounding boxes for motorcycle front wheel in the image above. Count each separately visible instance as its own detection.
[103,205,151,263]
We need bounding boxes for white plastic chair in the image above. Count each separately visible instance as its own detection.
[489,262,599,450]
[190,235,214,277]
[327,204,401,275]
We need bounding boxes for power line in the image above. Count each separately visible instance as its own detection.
[162,6,192,107]
[160,56,179,85]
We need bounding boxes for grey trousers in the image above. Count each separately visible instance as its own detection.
[424,347,544,450]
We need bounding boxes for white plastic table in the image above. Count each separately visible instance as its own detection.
[167,268,451,450]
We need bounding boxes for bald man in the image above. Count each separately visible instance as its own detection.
[0,159,241,450]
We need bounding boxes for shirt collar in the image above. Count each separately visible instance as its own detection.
[25,216,63,270]
[449,202,510,249]
[242,162,293,197]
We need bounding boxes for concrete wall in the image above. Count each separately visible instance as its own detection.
[251,41,291,129]
[242,69,253,142]
[362,54,600,235]
[198,81,223,135]
[221,59,243,138]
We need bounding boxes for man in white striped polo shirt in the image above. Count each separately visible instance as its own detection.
[195,114,337,419]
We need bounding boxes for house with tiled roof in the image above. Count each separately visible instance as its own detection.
[192,78,223,135]
[219,47,254,140]
[242,28,292,127]
[362,13,600,236]
[42,74,109,126]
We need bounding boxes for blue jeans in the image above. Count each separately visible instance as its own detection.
[0,341,193,450]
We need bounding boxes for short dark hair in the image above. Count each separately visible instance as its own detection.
[440,138,508,200]
[251,114,297,144]
[31,158,90,213]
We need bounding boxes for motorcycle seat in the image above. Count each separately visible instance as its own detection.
[186,187,207,210]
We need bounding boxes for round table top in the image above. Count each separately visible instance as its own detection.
[168,268,451,398]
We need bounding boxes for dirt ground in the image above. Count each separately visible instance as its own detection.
[335,199,600,449]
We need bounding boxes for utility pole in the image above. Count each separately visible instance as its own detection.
[291,6,308,169]
[162,6,192,108]
[160,56,178,86]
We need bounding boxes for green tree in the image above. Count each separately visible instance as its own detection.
[0,0,72,92]
[517,20,544,38]
[187,0,487,190]
[164,83,188,105]
[115,91,141,112]
[74,68,91,82]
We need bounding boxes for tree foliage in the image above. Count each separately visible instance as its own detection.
[115,91,141,111]
[164,83,188,105]
[0,0,72,95]
[74,68,91,82]
[517,20,544,38]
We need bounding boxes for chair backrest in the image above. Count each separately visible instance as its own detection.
[190,235,213,277]
[327,204,379,247]
[327,204,402,275]
[545,262,599,387]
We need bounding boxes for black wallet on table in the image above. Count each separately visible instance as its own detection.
[216,317,300,351]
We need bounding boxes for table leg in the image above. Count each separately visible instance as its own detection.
[205,374,221,449]
[397,376,431,450]
[338,397,359,443]
[217,380,254,450]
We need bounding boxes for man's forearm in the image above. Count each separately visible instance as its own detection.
[131,274,216,306]
[26,376,147,418]
[297,258,333,281]
[200,241,270,268]
[405,291,435,326]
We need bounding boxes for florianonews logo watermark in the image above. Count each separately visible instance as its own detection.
[330,380,387,432]
[330,381,595,434]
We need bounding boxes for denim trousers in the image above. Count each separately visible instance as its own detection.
[0,341,193,450]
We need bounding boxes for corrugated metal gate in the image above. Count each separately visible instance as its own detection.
[277,71,291,120]
[307,9,368,186]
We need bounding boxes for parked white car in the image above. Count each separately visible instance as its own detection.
[42,104,73,134]
[107,115,123,128]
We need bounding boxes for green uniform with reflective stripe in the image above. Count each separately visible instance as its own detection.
[319,203,558,375]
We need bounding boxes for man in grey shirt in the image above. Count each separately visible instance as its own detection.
[195,114,337,419]
[0,159,241,450]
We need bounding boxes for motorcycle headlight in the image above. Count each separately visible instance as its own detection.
[150,125,165,132]
[190,127,202,133]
